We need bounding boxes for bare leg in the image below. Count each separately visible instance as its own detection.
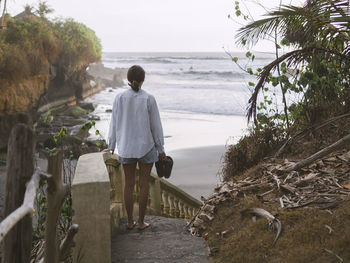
[123,163,137,228]
[138,162,153,229]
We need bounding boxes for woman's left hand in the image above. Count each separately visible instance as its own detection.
[159,152,167,161]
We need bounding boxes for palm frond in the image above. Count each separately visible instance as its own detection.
[236,0,350,48]
[247,46,349,124]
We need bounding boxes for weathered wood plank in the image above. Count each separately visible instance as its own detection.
[2,124,35,263]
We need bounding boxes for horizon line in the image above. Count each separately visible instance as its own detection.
[102,50,275,54]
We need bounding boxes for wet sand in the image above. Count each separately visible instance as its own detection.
[163,145,227,200]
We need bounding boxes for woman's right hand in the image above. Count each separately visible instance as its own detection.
[159,152,167,161]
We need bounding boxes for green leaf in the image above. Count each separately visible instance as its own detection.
[245,51,252,58]
[280,38,290,46]
[248,81,255,86]
[232,57,238,63]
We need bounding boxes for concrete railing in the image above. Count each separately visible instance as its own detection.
[72,152,202,263]
[104,153,202,224]
[72,152,111,263]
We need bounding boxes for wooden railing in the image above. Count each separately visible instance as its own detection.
[0,124,77,263]
[104,153,202,225]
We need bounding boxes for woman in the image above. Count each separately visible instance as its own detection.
[107,65,166,230]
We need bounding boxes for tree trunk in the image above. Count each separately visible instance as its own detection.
[44,151,68,263]
[2,124,35,263]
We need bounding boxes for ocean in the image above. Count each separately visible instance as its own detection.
[86,52,276,197]
[87,52,276,150]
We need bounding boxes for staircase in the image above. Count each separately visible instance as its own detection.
[71,152,207,263]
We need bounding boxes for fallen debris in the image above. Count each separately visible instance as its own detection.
[189,150,350,238]
[241,207,282,246]
[324,248,344,262]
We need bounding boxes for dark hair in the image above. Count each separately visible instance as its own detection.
[127,65,145,92]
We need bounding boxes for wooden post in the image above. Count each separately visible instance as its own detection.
[2,124,35,263]
[44,151,69,263]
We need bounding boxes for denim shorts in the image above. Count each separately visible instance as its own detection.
[118,146,158,164]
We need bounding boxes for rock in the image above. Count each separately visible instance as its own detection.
[88,115,101,121]
[87,63,127,88]
[65,106,89,117]
[59,135,83,146]
[78,103,95,112]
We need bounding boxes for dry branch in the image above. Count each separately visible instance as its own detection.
[0,170,50,243]
[59,224,79,261]
[275,113,350,157]
[285,134,350,172]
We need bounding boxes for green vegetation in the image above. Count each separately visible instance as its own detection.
[0,2,101,83]
[0,14,58,81]
[215,1,350,261]
[223,0,350,180]
[54,18,102,78]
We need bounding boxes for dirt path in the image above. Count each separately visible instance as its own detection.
[111,216,209,263]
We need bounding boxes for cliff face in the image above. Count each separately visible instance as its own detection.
[0,69,105,149]
[0,75,50,114]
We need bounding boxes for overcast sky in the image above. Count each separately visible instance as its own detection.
[7,0,303,52]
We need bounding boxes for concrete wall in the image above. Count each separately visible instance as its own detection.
[72,152,111,263]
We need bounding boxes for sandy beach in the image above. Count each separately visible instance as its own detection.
[164,145,227,200]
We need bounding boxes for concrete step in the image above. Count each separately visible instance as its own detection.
[111,216,209,263]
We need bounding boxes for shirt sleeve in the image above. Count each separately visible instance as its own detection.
[108,96,118,151]
[149,95,164,153]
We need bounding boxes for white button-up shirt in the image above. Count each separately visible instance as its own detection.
[108,89,164,158]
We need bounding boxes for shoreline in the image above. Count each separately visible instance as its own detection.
[164,145,227,200]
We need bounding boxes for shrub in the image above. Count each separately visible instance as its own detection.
[0,15,59,82]
[0,9,102,84]
[53,18,102,77]
[222,121,284,180]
